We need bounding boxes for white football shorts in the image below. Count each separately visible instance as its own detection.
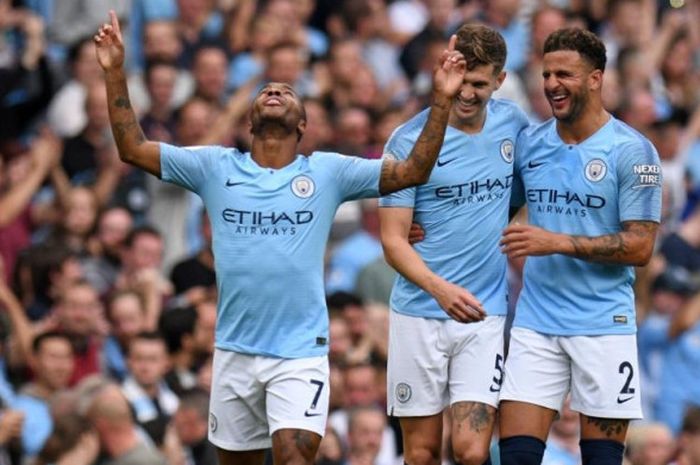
[208,348,329,450]
[387,312,506,417]
[500,327,643,419]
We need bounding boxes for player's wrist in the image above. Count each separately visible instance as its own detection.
[430,91,453,110]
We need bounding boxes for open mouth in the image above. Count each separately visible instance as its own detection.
[456,96,478,112]
[547,93,569,110]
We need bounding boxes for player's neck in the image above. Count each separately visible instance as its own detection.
[448,109,486,134]
[251,135,299,169]
[556,105,610,145]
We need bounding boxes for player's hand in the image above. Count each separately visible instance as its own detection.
[94,10,125,71]
[30,129,62,173]
[433,280,485,323]
[407,222,425,244]
[500,223,565,258]
[432,35,466,101]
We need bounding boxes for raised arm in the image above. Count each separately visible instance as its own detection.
[500,220,659,266]
[379,35,465,195]
[379,207,485,322]
[94,11,161,177]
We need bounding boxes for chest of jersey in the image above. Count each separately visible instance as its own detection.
[521,142,619,232]
[415,129,516,212]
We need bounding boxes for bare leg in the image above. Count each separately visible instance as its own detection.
[271,428,322,465]
[498,400,557,442]
[451,401,496,465]
[580,415,629,442]
[217,448,266,465]
[400,413,443,465]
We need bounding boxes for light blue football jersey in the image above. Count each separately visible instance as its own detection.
[379,99,529,319]
[160,143,383,358]
[511,117,662,335]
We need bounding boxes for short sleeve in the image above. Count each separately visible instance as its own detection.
[159,143,220,193]
[322,153,383,201]
[616,138,663,223]
[378,131,417,208]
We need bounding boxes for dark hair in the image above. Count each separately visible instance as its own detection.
[126,330,166,356]
[543,28,607,72]
[32,330,73,354]
[159,306,198,354]
[144,58,178,85]
[454,23,507,74]
[327,291,364,311]
[177,388,210,420]
[124,224,161,248]
[682,406,700,434]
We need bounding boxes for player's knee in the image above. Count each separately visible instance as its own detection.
[499,435,545,465]
[403,445,441,465]
[580,439,624,465]
[452,442,490,465]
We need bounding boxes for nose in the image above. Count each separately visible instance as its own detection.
[266,88,282,96]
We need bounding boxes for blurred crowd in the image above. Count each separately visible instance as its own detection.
[1,0,700,464]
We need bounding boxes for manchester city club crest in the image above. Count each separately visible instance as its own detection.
[585,159,607,182]
[209,413,218,432]
[382,152,398,161]
[500,139,514,163]
[291,175,315,198]
[396,383,412,403]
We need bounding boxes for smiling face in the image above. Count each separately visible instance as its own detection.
[450,64,505,131]
[250,82,306,140]
[542,50,601,124]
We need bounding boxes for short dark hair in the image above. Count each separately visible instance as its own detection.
[543,28,607,72]
[682,406,700,434]
[124,224,161,248]
[32,331,73,354]
[159,306,198,354]
[127,330,166,356]
[454,23,507,74]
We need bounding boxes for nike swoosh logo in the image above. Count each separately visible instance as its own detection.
[617,396,634,404]
[226,180,244,187]
[528,161,544,169]
[304,411,322,417]
[437,158,456,167]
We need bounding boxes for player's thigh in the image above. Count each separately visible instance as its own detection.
[563,334,640,442]
[400,414,444,465]
[217,448,266,465]
[264,355,329,441]
[272,428,322,465]
[451,401,497,464]
[209,349,271,451]
[387,311,450,417]
[448,316,506,408]
[499,328,568,440]
[563,334,643,423]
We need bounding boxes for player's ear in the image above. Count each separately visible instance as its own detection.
[589,69,603,92]
[296,119,307,142]
[494,70,506,90]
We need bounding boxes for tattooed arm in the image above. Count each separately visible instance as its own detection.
[500,221,659,266]
[94,11,161,177]
[379,35,464,195]
[379,95,452,195]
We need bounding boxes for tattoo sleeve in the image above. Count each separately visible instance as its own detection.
[379,95,452,195]
[104,68,160,176]
[565,221,658,266]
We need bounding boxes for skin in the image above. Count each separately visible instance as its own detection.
[94,10,467,465]
[499,47,658,448]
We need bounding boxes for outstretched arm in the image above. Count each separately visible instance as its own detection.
[378,35,464,195]
[500,221,659,266]
[94,11,160,177]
